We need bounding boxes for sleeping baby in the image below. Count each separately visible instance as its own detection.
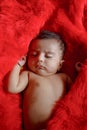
[7,30,72,130]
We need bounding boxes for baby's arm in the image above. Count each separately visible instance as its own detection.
[7,56,28,93]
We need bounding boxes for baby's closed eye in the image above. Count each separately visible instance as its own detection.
[45,54,53,58]
[45,52,54,58]
[30,51,38,57]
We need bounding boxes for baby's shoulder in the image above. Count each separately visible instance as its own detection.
[57,73,72,90]
[57,72,68,78]
[57,72,71,82]
[59,72,72,84]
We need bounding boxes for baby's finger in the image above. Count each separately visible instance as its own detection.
[21,56,26,61]
[18,55,27,66]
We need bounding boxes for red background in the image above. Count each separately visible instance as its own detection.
[0,0,87,129]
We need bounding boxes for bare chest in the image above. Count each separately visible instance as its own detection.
[23,73,66,124]
[24,74,66,104]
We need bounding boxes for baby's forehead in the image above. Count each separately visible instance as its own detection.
[29,41,63,57]
[30,40,58,52]
[30,38,61,49]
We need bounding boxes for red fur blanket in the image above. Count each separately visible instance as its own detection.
[0,0,87,129]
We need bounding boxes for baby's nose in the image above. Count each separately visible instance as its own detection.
[38,53,45,62]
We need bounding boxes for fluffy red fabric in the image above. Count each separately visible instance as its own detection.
[0,0,87,130]
[47,60,87,130]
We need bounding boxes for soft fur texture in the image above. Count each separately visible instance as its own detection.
[47,60,87,130]
[0,0,87,130]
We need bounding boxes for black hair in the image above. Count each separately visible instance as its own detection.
[36,30,63,40]
[29,30,66,59]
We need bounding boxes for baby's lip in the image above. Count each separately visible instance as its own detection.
[36,65,45,70]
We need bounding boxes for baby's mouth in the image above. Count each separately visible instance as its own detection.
[36,65,45,70]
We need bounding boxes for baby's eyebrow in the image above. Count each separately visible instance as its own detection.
[30,49,55,55]
[32,48,41,51]
[46,51,55,55]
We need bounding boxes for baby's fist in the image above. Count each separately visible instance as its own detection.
[18,55,27,67]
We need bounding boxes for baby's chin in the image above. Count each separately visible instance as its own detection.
[32,70,55,77]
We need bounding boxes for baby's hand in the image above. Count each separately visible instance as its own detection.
[18,55,27,67]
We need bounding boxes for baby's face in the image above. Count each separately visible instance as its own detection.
[28,39,63,76]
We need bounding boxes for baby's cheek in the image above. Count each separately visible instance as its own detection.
[28,61,34,68]
[47,62,58,71]
[29,59,34,65]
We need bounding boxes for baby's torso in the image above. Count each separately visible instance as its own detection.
[23,72,67,125]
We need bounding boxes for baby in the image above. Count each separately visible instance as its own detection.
[7,30,72,130]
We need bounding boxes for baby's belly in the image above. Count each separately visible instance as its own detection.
[23,83,56,124]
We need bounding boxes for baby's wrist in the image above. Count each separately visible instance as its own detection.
[17,63,24,70]
[17,56,26,67]
[17,62,23,67]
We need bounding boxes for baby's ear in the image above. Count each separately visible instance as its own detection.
[59,60,64,68]
[60,60,64,65]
